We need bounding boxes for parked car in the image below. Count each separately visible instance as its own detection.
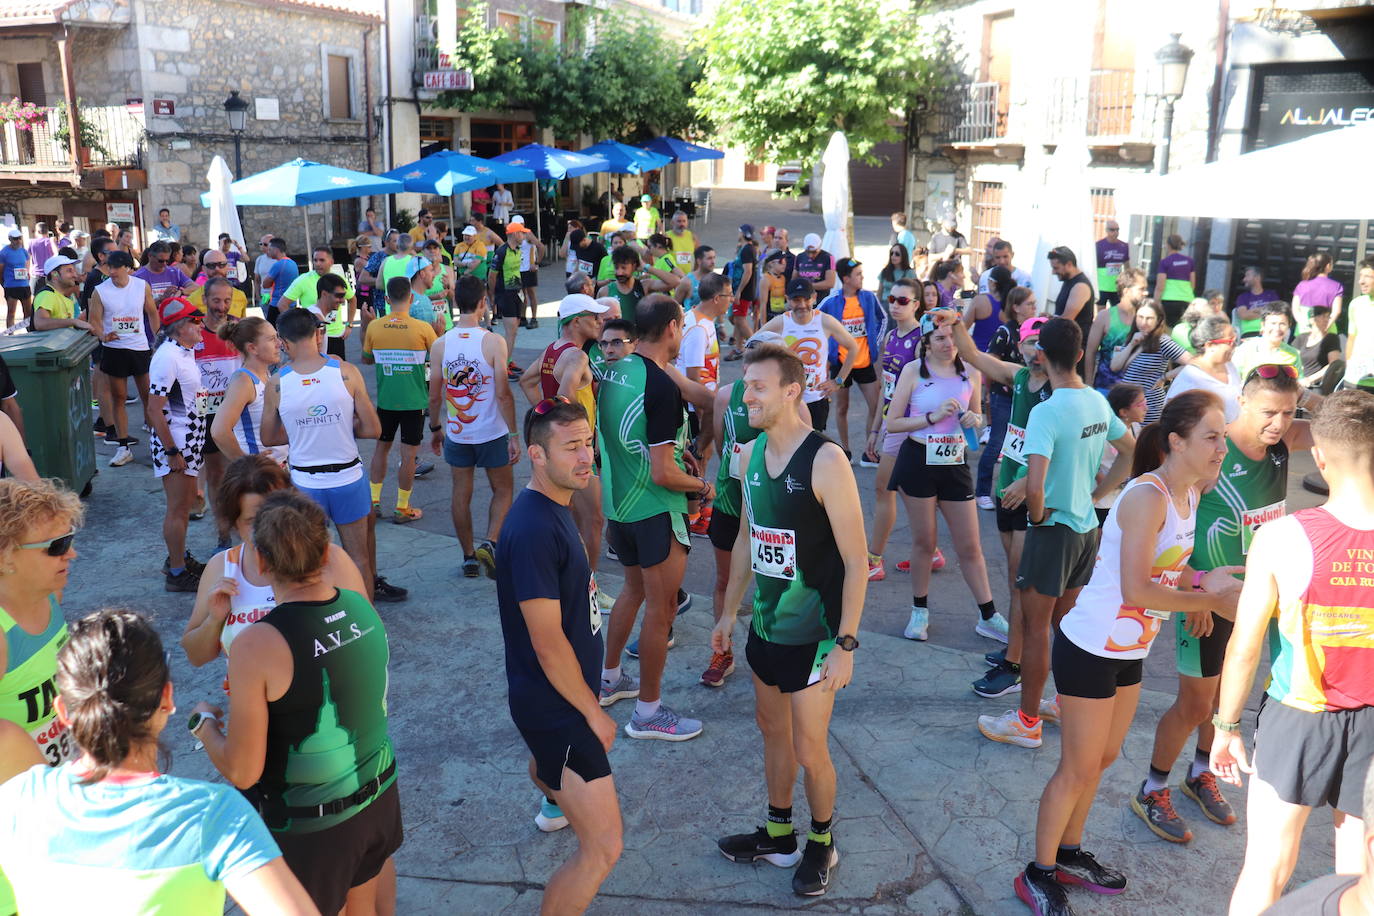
[775,162,809,194]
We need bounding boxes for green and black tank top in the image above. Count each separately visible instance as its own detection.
[742,431,845,646]
[713,380,761,519]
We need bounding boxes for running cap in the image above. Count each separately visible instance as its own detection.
[461,225,477,236]
[761,225,777,236]
[6,227,20,239]
[803,232,822,250]
[158,296,203,324]
[1019,315,1049,340]
[763,249,786,264]
[739,224,754,239]
[508,214,526,226]
[641,194,652,202]
[42,254,79,274]
[557,293,610,319]
[745,330,786,348]
[785,277,815,299]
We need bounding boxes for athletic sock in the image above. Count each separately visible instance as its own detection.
[168,566,185,577]
[1056,844,1081,862]
[634,698,661,720]
[912,595,927,609]
[369,481,383,503]
[978,600,997,621]
[808,816,833,846]
[544,795,557,808]
[601,666,621,685]
[1017,709,1040,730]
[867,551,881,563]
[396,488,412,510]
[1029,862,1058,879]
[1142,766,1171,795]
[765,805,793,838]
[1189,747,1211,780]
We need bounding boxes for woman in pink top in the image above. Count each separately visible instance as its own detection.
[1292,251,1344,332]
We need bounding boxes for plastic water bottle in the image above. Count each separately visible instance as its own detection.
[963,416,980,453]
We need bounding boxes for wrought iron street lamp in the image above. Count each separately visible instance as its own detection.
[223,90,248,178]
[1151,33,1193,273]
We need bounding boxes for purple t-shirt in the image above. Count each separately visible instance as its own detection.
[1293,275,1343,309]
[27,238,55,276]
[1158,252,1194,282]
[1096,238,1129,268]
[133,266,192,303]
[880,325,922,409]
[1236,290,1278,311]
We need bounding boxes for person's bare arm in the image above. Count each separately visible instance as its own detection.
[1153,272,1166,301]
[485,333,520,464]
[196,622,289,788]
[427,336,447,455]
[946,314,1019,387]
[211,374,253,460]
[811,442,868,690]
[342,361,381,439]
[144,284,161,334]
[33,305,90,332]
[713,440,758,644]
[1060,284,1092,323]
[0,411,36,482]
[1084,310,1107,384]
[712,383,730,459]
[1116,485,1243,617]
[664,363,713,411]
[182,552,231,667]
[1,396,23,442]
[522,597,616,749]
[1091,430,1136,503]
[1331,294,1344,327]
[260,374,287,448]
[673,275,692,305]
[224,858,321,916]
[820,313,859,391]
[86,288,107,340]
[650,441,711,496]
[0,718,45,782]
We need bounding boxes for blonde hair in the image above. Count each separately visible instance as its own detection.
[349,234,374,257]
[0,478,83,555]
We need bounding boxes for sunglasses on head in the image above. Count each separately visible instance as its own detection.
[1207,337,1236,347]
[21,530,75,557]
[1247,363,1298,382]
[888,295,913,305]
[533,395,572,415]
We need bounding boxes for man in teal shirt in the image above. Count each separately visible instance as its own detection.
[279,246,356,359]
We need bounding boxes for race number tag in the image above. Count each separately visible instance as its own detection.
[843,317,866,339]
[1145,568,1182,619]
[1240,500,1285,555]
[195,392,223,415]
[588,574,603,636]
[114,316,141,333]
[33,717,77,766]
[729,442,744,479]
[1107,264,1123,276]
[750,524,797,580]
[675,251,692,267]
[882,370,896,402]
[1001,422,1027,463]
[926,432,964,465]
[577,259,593,277]
[12,268,28,281]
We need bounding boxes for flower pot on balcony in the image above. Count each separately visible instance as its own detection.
[77,146,91,168]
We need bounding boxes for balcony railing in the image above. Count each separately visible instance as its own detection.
[0,105,145,171]
[941,82,1005,144]
[1049,69,1151,142]
[414,14,439,82]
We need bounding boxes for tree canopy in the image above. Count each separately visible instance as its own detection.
[437,0,702,142]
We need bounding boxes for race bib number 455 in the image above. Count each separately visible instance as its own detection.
[750,524,797,580]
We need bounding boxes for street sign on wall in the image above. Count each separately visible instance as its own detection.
[106,202,135,223]
[423,69,473,91]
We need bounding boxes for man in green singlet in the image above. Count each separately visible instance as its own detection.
[712,343,868,897]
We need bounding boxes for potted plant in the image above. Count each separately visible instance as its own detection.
[53,99,111,165]
[0,97,47,131]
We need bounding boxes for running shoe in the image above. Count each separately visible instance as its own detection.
[1014,865,1073,916]
[976,495,996,511]
[688,512,712,538]
[866,553,885,582]
[598,672,640,707]
[528,317,539,330]
[392,506,423,524]
[475,539,497,579]
[903,607,929,641]
[462,555,479,578]
[626,627,674,658]
[717,826,801,867]
[1054,848,1126,895]
[507,361,523,381]
[985,647,1007,668]
[977,709,1042,748]
[624,703,702,741]
[142,423,153,434]
[700,650,735,687]
[373,576,408,603]
[857,450,880,468]
[895,548,946,572]
[93,420,107,439]
[596,587,616,610]
[164,567,201,593]
[972,662,1022,698]
[606,543,619,562]
[163,553,206,576]
[1130,785,1193,843]
[189,494,207,521]
[1039,695,1061,725]
[724,348,743,361]
[677,588,692,615]
[1181,772,1236,826]
[791,839,839,897]
[975,612,1011,643]
[125,392,139,404]
[372,501,382,518]
[109,445,133,467]
[534,798,568,832]
[414,461,435,478]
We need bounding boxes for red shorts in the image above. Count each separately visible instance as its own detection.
[733,299,756,318]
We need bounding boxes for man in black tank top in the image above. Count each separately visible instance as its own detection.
[711,343,869,898]
[1049,247,1096,380]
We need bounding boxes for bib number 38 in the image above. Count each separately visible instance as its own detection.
[750,524,797,580]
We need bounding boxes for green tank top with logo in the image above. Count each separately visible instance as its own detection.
[1194,438,1289,571]
[743,432,845,645]
[996,368,1052,498]
[596,354,688,523]
[713,380,761,518]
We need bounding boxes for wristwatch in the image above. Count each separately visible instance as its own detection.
[187,711,219,735]
[835,634,860,652]
[429,423,442,433]
[1211,714,1241,733]
[165,446,181,457]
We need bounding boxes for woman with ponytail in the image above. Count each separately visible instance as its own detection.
[1014,390,1246,913]
[0,609,317,915]
[211,316,285,464]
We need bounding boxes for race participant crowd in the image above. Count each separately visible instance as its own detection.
[0,199,1371,916]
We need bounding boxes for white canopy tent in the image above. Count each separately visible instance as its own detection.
[1115,122,1374,220]
[820,131,851,261]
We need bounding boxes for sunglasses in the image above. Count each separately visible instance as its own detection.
[1207,337,1236,347]
[205,262,228,269]
[20,530,76,557]
[888,295,913,306]
[533,395,572,415]
[1247,363,1298,382]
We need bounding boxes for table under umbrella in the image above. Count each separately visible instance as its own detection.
[381,150,536,223]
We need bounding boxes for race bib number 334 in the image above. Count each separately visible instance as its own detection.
[750,524,797,580]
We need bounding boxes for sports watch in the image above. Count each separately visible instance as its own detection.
[187,711,219,735]
[836,634,860,652]
[1211,715,1240,733]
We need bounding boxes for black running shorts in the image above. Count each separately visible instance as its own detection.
[517,717,613,792]
[1051,626,1143,700]
[746,628,836,694]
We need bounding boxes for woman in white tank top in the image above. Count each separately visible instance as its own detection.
[1015,390,1245,910]
[181,455,369,680]
[211,317,287,463]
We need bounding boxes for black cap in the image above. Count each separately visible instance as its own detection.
[739,223,755,239]
[836,257,862,279]
[785,277,814,299]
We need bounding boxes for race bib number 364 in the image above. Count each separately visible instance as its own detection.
[750,524,797,580]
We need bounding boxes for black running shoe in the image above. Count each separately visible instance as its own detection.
[717,827,801,868]
[163,552,205,576]
[1014,864,1073,915]
[164,567,201,593]
[475,540,497,580]
[791,838,839,897]
[1054,848,1125,895]
[676,587,692,616]
[374,576,408,603]
[462,555,479,578]
[985,647,1007,668]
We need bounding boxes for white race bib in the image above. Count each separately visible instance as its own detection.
[1145,568,1183,618]
[195,391,222,415]
[1001,422,1027,464]
[1240,500,1286,555]
[926,432,964,465]
[750,524,797,580]
[11,268,28,282]
[588,574,603,636]
[578,259,593,277]
[114,316,141,334]
[1107,264,1123,276]
[675,251,692,267]
[32,717,77,766]
[882,369,896,402]
[844,317,866,339]
[729,441,744,480]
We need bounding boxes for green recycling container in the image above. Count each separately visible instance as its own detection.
[0,329,99,496]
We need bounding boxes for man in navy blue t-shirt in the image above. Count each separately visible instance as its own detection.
[495,396,622,914]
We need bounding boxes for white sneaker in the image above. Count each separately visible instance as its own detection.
[976,496,996,511]
[975,612,1010,643]
[596,587,616,611]
[1039,694,1061,725]
[109,446,133,467]
[903,607,929,641]
[977,708,1043,748]
[979,426,990,445]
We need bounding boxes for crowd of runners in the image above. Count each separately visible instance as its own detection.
[0,203,1371,916]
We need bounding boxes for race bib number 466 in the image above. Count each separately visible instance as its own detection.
[926,432,964,465]
[750,524,797,580]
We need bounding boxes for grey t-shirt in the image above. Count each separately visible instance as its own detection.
[1261,874,1357,916]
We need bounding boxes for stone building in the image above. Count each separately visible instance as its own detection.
[0,0,383,254]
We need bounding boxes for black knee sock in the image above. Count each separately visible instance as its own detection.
[978,600,996,621]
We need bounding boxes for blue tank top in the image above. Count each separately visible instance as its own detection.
[971,295,1001,351]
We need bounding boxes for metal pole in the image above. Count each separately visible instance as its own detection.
[1150,99,1176,275]
[232,133,242,179]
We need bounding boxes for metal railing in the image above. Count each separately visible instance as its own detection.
[941,81,1003,144]
[1049,69,1150,141]
[414,14,439,82]
[0,105,145,170]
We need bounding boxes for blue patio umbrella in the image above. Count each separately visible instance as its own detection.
[638,136,724,163]
[491,143,609,239]
[381,150,536,196]
[577,140,671,175]
[199,158,403,250]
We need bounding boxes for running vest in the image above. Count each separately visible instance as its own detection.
[603,279,645,321]
[743,432,845,645]
[441,326,509,445]
[683,272,702,310]
[539,339,596,435]
[220,545,276,655]
[668,230,696,269]
[1195,439,1288,570]
[253,588,395,834]
[996,368,1051,498]
[1094,306,1133,391]
[970,295,1001,352]
[231,368,269,456]
[713,380,760,519]
[879,324,921,407]
[905,366,973,464]
[277,357,362,488]
[193,328,241,418]
[97,276,150,350]
[1061,474,1196,660]
[781,310,829,404]
[1266,508,1374,713]
[597,354,687,523]
[0,598,72,766]
[679,308,720,391]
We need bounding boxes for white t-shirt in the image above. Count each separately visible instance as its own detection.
[519,238,536,272]
[1165,363,1242,423]
[673,309,720,402]
[1346,294,1374,385]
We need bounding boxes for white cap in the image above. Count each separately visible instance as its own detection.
[803,232,822,250]
[508,215,525,226]
[746,330,786,348]
[43,254,78,274]
[6,227,20,240]
[461,225,477,236]
[557,293,610,320]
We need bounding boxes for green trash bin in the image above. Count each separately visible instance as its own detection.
[0,329,99,496]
